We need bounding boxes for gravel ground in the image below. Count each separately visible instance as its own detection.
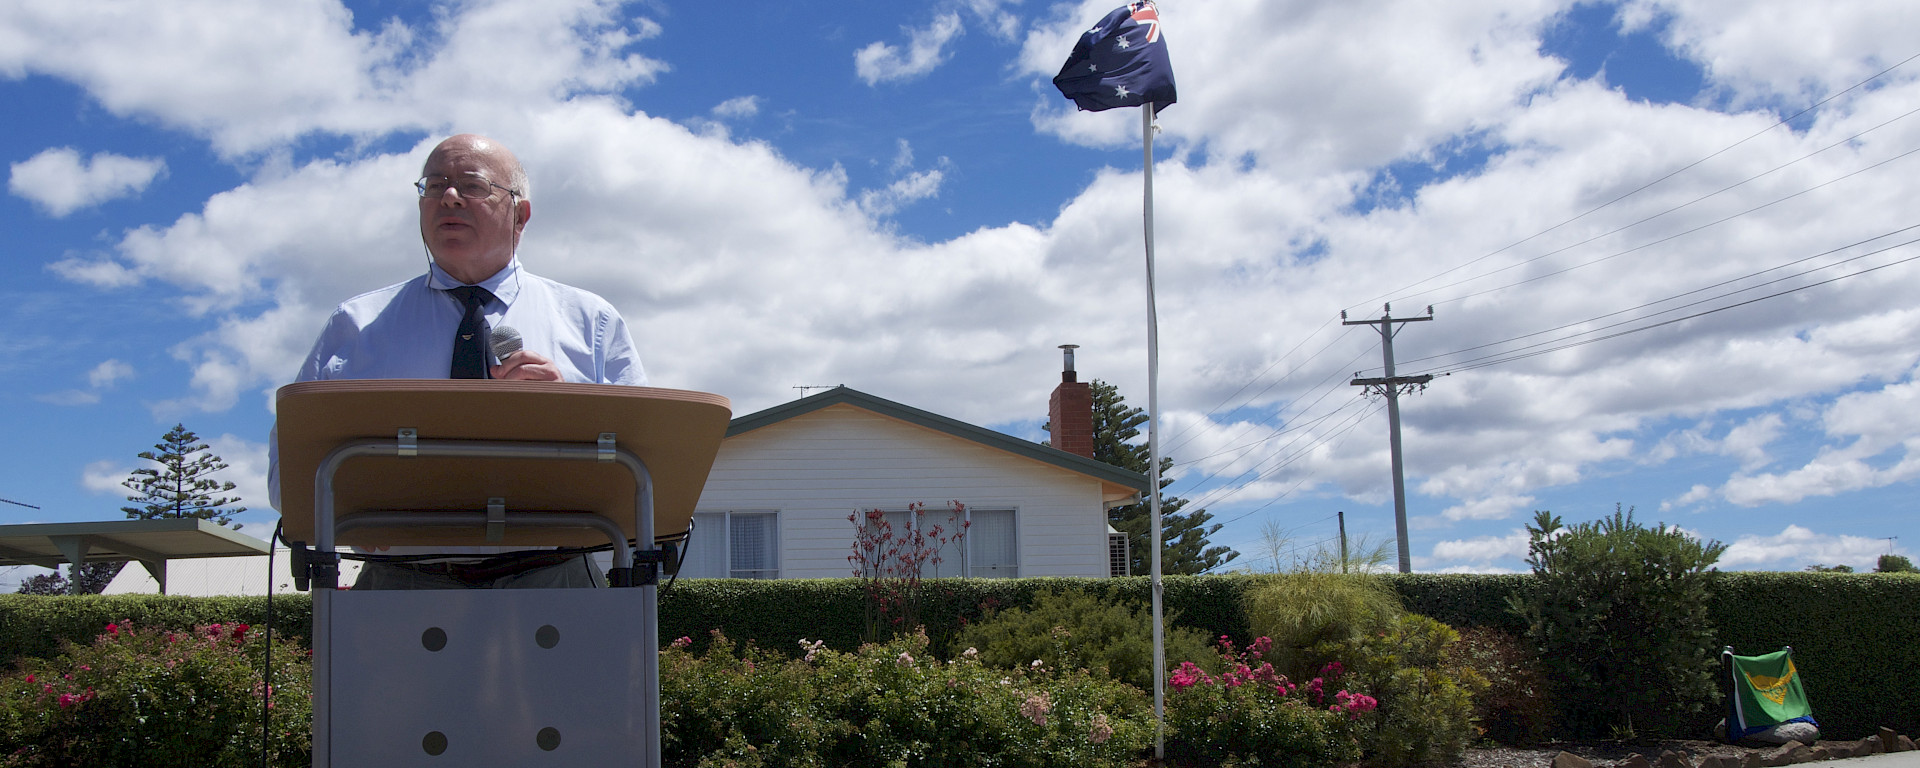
[1456,738,1873,768]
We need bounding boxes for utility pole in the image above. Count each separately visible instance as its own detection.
[1344,304,1434,574]
[1338,510,1348,575]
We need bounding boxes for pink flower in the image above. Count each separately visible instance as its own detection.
[1331,690,1378,720]
[670,636,692,649]
[1020,693,1051,726]
[57,693,75,709]
[22,675,32,684]
[1169,661,1214,692]
[1089,714,1113,745]
[1250,636,1273,659]
[897,651,915,667]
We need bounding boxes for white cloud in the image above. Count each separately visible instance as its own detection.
[9,147,164,216]
[81,460,128,494]
[1716,373,1920,505]
[711,95,761,120]
[33,359,135,406]
[855,12,965,86]
[1429,528,1532,563]
[962,0,1024,42]
[1719,524,1894,570]
[88,359,135,389]
[1437,494,1536,522]
[0,0,667,157]
[1661,483,1714,512]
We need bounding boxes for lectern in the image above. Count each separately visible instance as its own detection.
[275,380,731,767]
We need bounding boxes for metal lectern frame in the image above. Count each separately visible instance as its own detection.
[306,433,663,768]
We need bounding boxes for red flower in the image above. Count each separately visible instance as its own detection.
[105,623,119,637]
[231,624,252,643]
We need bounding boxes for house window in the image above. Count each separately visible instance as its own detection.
[856,506,1016,579]
[968,509,1018,578]
[684,511,779,579]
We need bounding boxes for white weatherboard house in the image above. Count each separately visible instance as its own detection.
[678,376,1147,581]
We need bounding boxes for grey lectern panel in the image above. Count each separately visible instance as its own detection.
[329,588,646,763]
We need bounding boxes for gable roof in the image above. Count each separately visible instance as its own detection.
[727,386,1150,496]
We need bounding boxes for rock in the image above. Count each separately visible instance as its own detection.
[1554,752,1595,768]
[1658,749,1694,768]
[1881,728,1904,752]
[1761,741,1810,766]
[1620,754,1652,768]
[1698,754,1741,768]
[1741,751,1767,768]
[1824,742,1856,759]
[1807,746,1830,762]
[1863,736,1885,754]
[1901,736,1916,752]
[1741,722,1821,746]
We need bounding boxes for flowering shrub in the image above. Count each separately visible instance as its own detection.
[950,587,1217,691]
[848,501,969,643]
[660,628,1148,768]
[1334,615,1484,768]
[0,621,311,767]
[1164,635,1368,768]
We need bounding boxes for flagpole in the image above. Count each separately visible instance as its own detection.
[1142,102,1166,762]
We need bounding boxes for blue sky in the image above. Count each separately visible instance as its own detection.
[5,0,1920,588]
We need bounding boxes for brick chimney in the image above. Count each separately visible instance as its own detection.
[1048,345,1094,458]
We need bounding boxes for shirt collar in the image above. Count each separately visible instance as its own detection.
[427,256,523,306]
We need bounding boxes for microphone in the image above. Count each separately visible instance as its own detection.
[490,324,523,361]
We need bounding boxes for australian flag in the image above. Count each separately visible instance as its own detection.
[1052,1,1177,113]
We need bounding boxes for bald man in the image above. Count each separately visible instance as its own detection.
[273,134,646,589]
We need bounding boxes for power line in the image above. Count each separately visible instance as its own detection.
[1397,224,1920,370]
[1420,143,1920,310]
[1347,49,1920,313]
[1418,241,1920,376]
[1393,112,1920,310]
[1163,318,1354,456]
[1186,400,1384,520]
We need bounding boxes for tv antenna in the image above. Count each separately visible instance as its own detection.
[0,497,41,510]
[794,384,843,398]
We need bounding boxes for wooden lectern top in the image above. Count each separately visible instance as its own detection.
[274,380,731,547]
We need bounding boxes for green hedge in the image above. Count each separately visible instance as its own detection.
[6,572,1916,739]
[0,594,312,663]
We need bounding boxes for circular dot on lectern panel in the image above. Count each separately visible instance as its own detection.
[422,731,448,755]
[422,627,448,652]
[536,727,562,751]
[535,624,559,649]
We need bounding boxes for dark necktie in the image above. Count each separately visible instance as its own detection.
[448,285,495,379]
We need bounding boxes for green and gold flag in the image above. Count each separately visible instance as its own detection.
[1726,648,1816,740]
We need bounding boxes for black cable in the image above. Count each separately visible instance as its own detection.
[259,521,283,768]
[1348,49,1920,313]
[1420,244,1920,376]
[1395,225,1920,371]
[1418,143,1920,310]
[1184,400,1383,516]
[1163,317,1347,454]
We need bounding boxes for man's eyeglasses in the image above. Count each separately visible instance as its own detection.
[415,176,518,201]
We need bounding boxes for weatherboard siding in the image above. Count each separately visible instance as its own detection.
[696,404,1110,579]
